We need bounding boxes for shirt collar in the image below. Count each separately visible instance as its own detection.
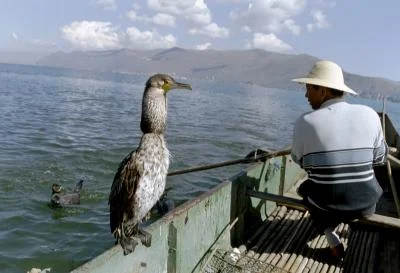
[320,97,345,108]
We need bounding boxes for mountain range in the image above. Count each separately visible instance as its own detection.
[36,47,400,102]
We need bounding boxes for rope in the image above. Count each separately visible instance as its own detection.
[197,217,239,273]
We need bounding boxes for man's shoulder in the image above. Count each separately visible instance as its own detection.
[295,111,313,123]
[347,103,380,120]
[294,111,316,130]
[348,103,375,112]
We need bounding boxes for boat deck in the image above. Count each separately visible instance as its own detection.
[204,206,400,273]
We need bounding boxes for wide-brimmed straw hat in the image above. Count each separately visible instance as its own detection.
[292,60,358,95]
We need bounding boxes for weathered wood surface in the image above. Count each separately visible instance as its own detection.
[205,206,400,273]
[248,189,400,230]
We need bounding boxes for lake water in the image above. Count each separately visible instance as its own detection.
[0,63,399,273]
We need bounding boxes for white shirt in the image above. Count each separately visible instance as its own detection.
[292,98,386,173]
[291,98,387,211]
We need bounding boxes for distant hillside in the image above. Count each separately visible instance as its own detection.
[0,51,49,65]
[37,48,400,102]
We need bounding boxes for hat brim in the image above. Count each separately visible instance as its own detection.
[292,77,358,95]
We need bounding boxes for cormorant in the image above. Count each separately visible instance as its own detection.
[109,74,191,255]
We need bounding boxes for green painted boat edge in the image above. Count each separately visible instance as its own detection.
[71,178,237,273]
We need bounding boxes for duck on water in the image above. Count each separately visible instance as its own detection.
[50,179,84,207]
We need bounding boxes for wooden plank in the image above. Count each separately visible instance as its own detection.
[388,154,400,168]
[247,190,305,208]
[70,224,170,273]
[386,159,400,217]
[389,146,398,156]
[247,190,400,230]
[175,183,232,273]
[359,214,400,229]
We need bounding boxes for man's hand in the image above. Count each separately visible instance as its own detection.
[244,148,272,162]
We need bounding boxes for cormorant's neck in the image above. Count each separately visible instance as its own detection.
[140,88,167,134]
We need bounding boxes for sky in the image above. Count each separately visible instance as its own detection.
[1,0,399,81]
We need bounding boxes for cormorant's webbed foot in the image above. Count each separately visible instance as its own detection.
[119,236,138,255]
[138,228,152,247]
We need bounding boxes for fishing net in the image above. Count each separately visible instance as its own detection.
[203,249,289,273]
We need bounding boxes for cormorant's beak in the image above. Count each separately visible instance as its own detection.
[174,82,192,90]
[166,81,192,92]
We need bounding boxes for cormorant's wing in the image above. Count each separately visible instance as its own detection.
[109,150,143,234]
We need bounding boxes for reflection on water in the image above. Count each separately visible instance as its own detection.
[48,205,90,220]
[0,63,399,273]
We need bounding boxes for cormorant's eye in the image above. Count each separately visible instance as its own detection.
[162,80,170,91]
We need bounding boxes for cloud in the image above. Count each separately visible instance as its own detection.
[61,20,178,50]
[215,0,241,2]
[61,21,121,50]
[241,26,252,33]
[283,19,301,35]
[126,10,176,27]
[307,9,330,32]
[60,20,181,50]
[132,2,142,10]
[152,13,176,27]
[12,32,19,41]
[146,1,230,38]
[247,32,292,53]
[317,0,336,8]
[230,0,305,34]
[189,23,229,38]
[126,10,147,22]
[195,42,212,50]
[125,27,177,49]
[96,0,117,11]
[147,0,212,25]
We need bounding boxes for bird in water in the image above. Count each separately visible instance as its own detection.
[50,179,84,207]
[109,74,191,255]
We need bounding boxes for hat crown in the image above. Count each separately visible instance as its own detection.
[308,61,344,84]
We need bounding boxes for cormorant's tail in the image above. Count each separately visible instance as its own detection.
[73,179,84,193]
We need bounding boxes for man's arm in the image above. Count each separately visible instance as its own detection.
[373,114,388,166]
[291,119,303,167]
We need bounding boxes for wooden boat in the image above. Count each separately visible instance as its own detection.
[71,113,400,273]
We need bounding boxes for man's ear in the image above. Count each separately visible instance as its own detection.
[320,87,327,98]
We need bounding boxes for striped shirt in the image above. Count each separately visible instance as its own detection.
[291,98,387,212]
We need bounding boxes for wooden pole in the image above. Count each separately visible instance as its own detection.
[167,148,291,176]
[387,160,400,217]
[388,154,400,168]
[381,102,400,218]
